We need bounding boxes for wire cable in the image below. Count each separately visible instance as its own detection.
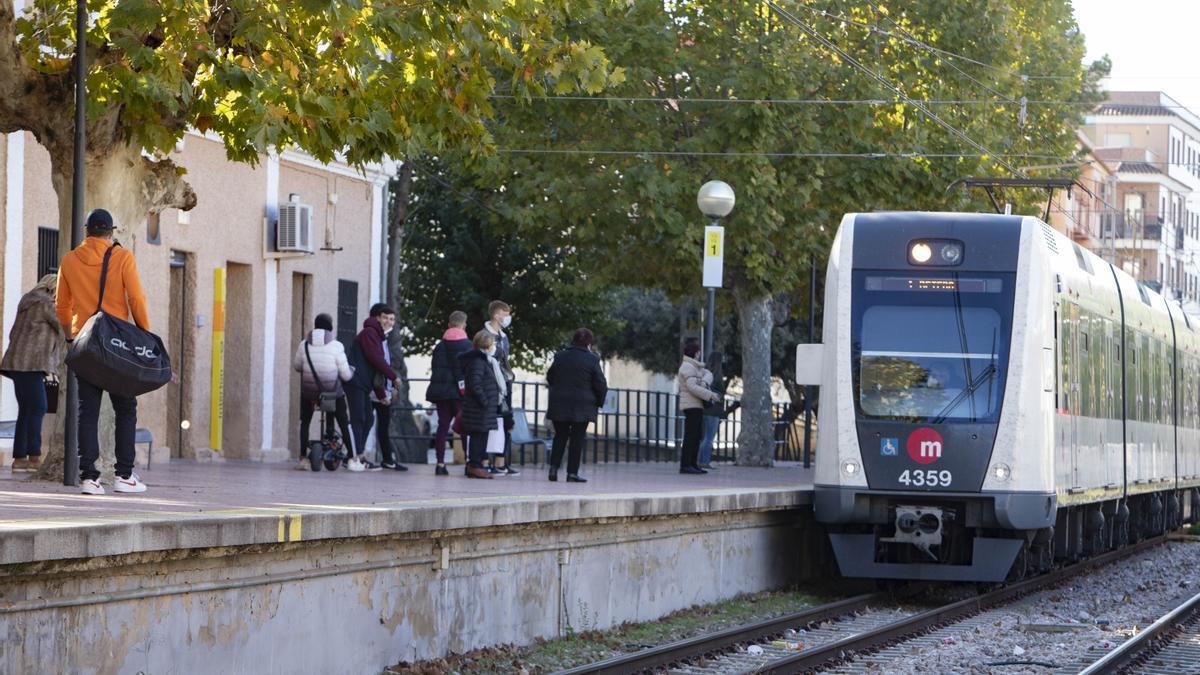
[495,149,1072,160]
[764,0,1025,177]
[788,1,1072,81]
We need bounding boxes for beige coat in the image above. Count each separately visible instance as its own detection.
[677,356,717,410]
[1,287,64,374]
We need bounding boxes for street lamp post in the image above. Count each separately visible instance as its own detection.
[696,180,735,357]
[63,0,86,486]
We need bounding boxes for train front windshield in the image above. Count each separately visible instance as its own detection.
[851,272,1015,423]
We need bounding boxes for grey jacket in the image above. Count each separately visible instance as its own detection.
[677,356,717,411]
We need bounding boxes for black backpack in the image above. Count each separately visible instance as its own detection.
[65,244,172,397]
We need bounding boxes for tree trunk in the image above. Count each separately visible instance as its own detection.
[386,161,412,310]
[733,285,774,466]
[382,163,424,462]
[36,141,196,482]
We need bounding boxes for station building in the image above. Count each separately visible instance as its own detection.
[0,131,395,463]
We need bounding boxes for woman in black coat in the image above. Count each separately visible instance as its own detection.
[459,330,503,479]
[545,328,608,483]
[426,311,473,475]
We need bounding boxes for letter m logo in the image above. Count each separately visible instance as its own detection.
[920,440,942,459]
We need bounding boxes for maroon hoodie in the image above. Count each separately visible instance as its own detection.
[348,316,398,398]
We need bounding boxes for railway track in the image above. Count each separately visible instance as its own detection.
[557,534,1171,675]
[1072,584,1200,674]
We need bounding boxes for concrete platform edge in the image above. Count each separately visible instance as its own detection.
[0,485,811,566]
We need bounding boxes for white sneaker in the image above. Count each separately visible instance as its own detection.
[346,457,365,472]
[114,473,148,493]
[295,458,311,471]
[80,479,105,495]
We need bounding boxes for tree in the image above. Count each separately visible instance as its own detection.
[396,157,617,368]
[19,0,618,478]
[463,0,1105,465]
[4,0,616,237]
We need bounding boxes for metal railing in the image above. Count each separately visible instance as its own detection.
[386,379,810,466]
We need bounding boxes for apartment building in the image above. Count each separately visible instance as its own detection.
[1084,92,1200,306]
[0,131,395,463]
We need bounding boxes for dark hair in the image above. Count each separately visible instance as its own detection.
[571,327,595,348]
[369,303,395,318]
[314,313,334,331]
[683,339,701,359]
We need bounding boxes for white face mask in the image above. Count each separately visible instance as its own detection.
[500,315,512,328]
[486,346,497,357]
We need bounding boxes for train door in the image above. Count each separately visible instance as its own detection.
[1060,303,1081,488]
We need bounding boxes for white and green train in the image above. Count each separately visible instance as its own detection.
[798,211,1200,582]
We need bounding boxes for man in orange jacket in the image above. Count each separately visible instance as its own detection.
[56,209,150,495]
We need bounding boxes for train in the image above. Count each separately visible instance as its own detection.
[796,211,1200,582]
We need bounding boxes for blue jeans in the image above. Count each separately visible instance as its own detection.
[698,415,720,466]
[8,371,47,458]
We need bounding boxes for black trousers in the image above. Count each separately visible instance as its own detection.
[550,420,588,475]
[299,396,353,458]
[680,408,703,469]
[373,401,395,465]
[77,374,137,481]
[344,385,372,457]
[468,431,490,467]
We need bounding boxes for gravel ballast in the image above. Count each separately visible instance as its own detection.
[831,540,1200,675]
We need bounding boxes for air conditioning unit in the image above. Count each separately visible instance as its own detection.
[277,202,313,253]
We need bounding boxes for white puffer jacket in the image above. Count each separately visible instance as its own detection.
[293,329,353,398]
[677,356,717,411]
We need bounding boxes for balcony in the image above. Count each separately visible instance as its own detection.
[1103,213,1162,241]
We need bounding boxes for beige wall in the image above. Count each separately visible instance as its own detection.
[0,133,389,461]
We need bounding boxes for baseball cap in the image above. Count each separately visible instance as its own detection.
[85,208,114,232]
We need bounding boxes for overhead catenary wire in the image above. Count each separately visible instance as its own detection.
[488,95,1200,110]
[763,0,1026,177]
[495,149,1073,160]
[786,1,1073,81]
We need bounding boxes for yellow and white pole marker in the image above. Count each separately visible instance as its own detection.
[209,268,226,453]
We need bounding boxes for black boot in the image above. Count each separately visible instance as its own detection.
[567,474,587,483]
[549,468,558,482]
[680,466,705,475]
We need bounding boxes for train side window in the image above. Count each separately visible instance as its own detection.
[1072,243,1094,274]
[1081,330,1089,353]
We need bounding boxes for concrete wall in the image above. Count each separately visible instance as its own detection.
[0,507,815,674]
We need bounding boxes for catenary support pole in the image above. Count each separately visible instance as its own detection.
[63,0,86,486]
[704,287,716,359]
[803,253,816,469]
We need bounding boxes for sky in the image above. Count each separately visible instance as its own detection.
[1074,0,1200,112]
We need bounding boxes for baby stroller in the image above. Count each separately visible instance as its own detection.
[308,399,349,472]
[303,342,350,472]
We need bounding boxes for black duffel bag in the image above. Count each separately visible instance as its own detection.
[65,243,171,397]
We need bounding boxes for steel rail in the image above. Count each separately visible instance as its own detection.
[553,592,891,675]
[761,534,1172,673]
[1076,587,1200,674]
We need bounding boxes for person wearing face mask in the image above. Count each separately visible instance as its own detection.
[459,330,502,479]
[482,300,520,476]
[344,303,401,472]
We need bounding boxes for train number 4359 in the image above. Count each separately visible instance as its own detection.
[898,469,952,487]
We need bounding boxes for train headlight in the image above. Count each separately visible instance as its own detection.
[908,239,963,266]
[939,243,963,264]
[841,460,861,477]
[992,463,1012,482]
[909,242,933,263]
